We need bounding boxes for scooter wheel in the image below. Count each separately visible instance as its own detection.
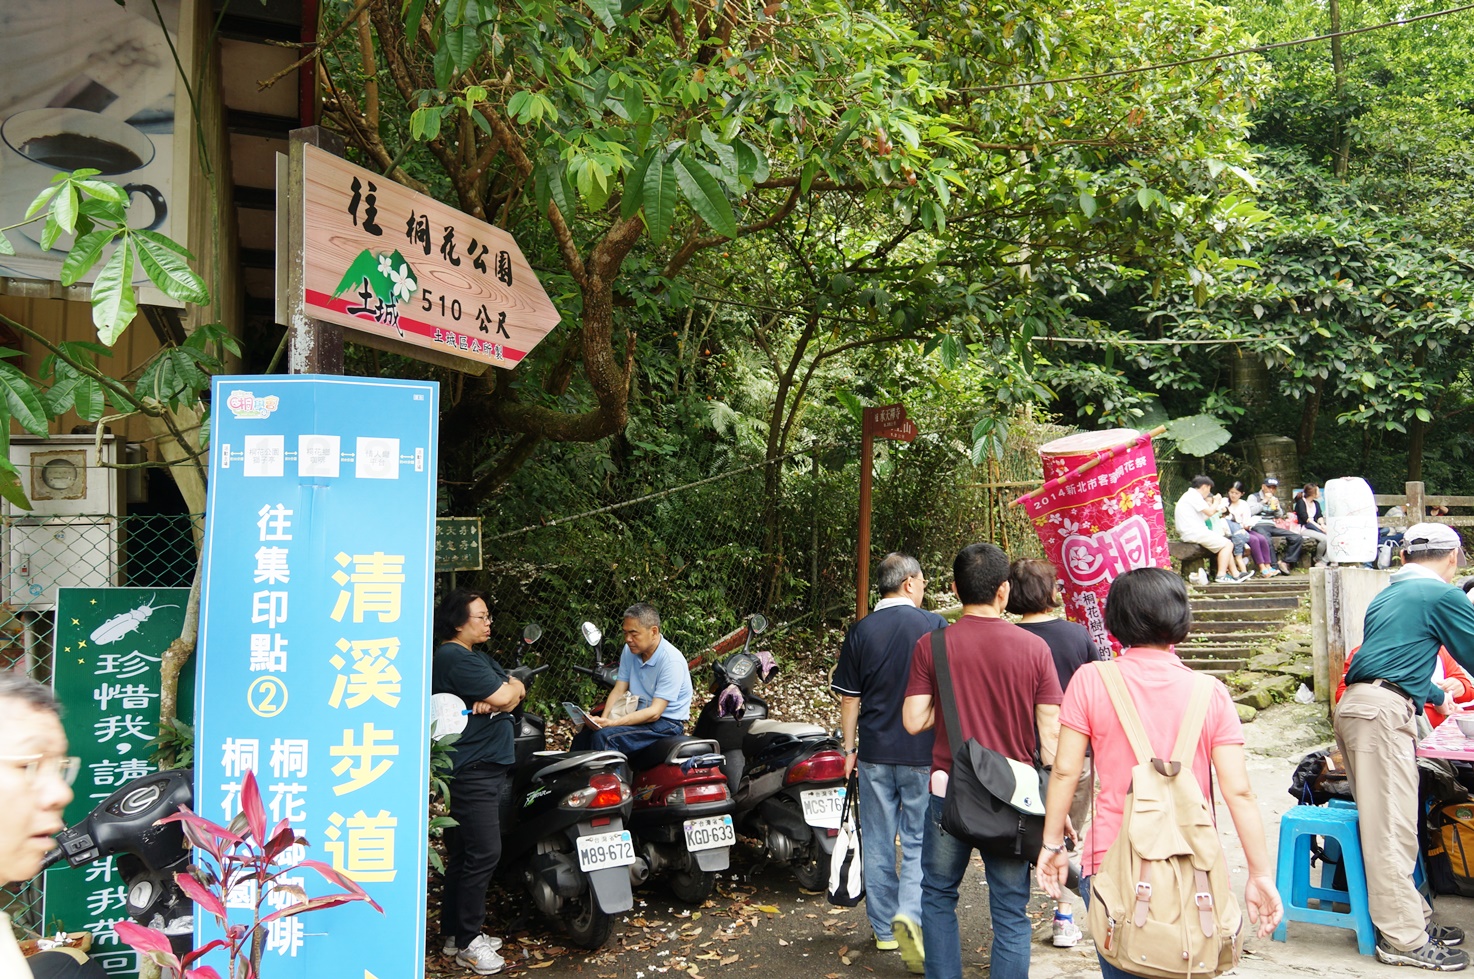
[791,848,829,891]
[564,887,614,949]
[669,868,717,905]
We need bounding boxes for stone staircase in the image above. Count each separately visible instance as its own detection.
[1178,575,1309,678]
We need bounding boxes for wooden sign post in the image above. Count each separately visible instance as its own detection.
[279,143,562,374]
[856,403,918,621]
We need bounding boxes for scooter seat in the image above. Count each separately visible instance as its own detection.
[747,719,827,738]
[628,735,722,771]
[531,749,628,783]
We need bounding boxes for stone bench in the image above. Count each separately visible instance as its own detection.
[1170,540,1213,578]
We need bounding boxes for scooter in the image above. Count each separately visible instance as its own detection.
[495,623,638,949]
[571,621,734,904]
[41,768,195,955]
[692,614,848,890]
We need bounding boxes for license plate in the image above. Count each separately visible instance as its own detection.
[683,815,736,852]
[575,830,636,871]
[800,786,845,828]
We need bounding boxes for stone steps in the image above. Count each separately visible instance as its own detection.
[1193,606,1298,622]
[1181,572,1314,714]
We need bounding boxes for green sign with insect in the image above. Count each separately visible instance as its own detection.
[42,587,193,978]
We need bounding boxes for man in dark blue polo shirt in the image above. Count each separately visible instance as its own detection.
[832,552,946,973]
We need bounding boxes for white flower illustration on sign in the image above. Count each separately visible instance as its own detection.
[389,263,417,302]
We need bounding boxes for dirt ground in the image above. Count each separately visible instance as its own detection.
[422,650,1462,979]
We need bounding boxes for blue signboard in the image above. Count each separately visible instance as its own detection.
[195,375,438,977]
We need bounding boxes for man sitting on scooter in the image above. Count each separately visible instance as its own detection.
[573,603,693,755]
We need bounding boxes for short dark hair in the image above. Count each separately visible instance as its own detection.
[0,672,59,715]
[1303,483,1319,497]
[1006,559,1060,616]
[954,543,1010,605]
[875,552,922,596]
[1460,577,1474,595]
[1231,480,1249,494]
[1105,568,1192,647]
[623,603,661,629]
[1190,475,1214,490]
[434,587,489,642]
[1404,547,1456,564]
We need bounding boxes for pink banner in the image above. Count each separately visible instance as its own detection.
[1019,430,1171,655]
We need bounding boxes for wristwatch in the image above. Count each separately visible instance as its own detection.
[845,747,858,756]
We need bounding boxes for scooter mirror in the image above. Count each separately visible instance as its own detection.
[581,621,602,646]
[523,623,543,644]
[749,613,768,635]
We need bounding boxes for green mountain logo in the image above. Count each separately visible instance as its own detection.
[332,249,420,305]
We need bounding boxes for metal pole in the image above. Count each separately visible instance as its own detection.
[811,451,820,616]
[856,415,873,621]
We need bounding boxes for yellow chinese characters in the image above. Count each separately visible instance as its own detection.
[329,723,398,795]
[329,637,402,709]
[330,552,405,623]
[324,810,398,882]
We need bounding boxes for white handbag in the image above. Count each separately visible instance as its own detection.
[827,773,864,906]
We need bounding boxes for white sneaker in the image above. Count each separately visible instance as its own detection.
[455,935,506,975]
[444,935,503,956]
[1052,913,1083,948]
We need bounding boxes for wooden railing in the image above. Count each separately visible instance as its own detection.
[1373,481,1474,529]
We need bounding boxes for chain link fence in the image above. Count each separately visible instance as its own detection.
[0,513,201,931]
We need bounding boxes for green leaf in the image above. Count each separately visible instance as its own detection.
[92,241,138,345]
[59,228,118,287]
[621,149,654,220]
[0,362,50,437]
[73,376,104,422]
[643,157,677,243]
[0,459,32,512]
[134,231,210,304]
[24,184,59,220]
[54,183,79,235]
[75,178,128,204]
[672,156,737,238]
[402,0,428,40]
[39,214,63,252]
[40,376,78,416]
[1079,192,1097,219]
[1163,413,1232,458]
[584,0,617,29]
[443,21,483,73]
[0,231,12,257]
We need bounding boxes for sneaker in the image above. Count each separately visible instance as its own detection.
[1375,939,1468,971]
[1215,574,1239,584]
[444,935,502,956]
[875,937,899,951]
[1238,569,1256,581]
[1432,924,1467,947]
[1052,911,1083,948]
[455,935,506,975]
[892,914,925,975]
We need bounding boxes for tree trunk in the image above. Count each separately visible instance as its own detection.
[1296,375,1324,457]
[1329,0,1351,177]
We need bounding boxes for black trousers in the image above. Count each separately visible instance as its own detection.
[441,762,510,946]
[1253,522,1305,564]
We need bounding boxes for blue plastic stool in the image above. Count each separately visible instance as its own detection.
[1322,798,1427,895]
[1273,804,1377,955]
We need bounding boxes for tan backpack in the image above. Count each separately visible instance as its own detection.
[1086,663,1243,978]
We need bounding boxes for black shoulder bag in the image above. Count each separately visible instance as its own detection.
[930,627,1047,859]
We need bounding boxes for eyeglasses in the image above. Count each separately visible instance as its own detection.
[467,613,493,622]
[0,754,81,786]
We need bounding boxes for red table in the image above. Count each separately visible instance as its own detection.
[1416,721,1474,761]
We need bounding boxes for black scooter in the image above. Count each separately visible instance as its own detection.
[42,768,195,955]
[692,614,847,889]
[494,624,637,949]
[571,621,734,904]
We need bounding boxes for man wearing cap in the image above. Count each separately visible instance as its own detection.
[1247,477,1306,574]
[1337,522,1474,971]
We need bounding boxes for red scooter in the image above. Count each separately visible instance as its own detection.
[572,621,736,903]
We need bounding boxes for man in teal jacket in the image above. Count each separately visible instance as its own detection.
[1338,522,1474,971]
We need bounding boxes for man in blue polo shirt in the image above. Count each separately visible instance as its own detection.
[574,602,692,755]
[1338,522,1474,972]
[832,552,946,974]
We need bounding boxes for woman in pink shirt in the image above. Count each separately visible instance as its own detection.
[1034,568,1281,977]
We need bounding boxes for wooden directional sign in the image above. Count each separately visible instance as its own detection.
[864,403,918,442]
[298,144,561,371]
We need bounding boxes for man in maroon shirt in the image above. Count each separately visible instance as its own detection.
[903,543,1062,979]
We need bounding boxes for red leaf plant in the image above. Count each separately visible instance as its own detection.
[115,770,382,978]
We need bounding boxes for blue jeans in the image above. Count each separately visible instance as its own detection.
[1081,876,1140,979]
[920,794,1032,979]
[857,761,930,939]
[571,715,685,755]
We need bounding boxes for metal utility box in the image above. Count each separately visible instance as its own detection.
[3,436,121,609]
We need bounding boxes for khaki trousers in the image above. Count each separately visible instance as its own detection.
[1333,683,1431,951]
